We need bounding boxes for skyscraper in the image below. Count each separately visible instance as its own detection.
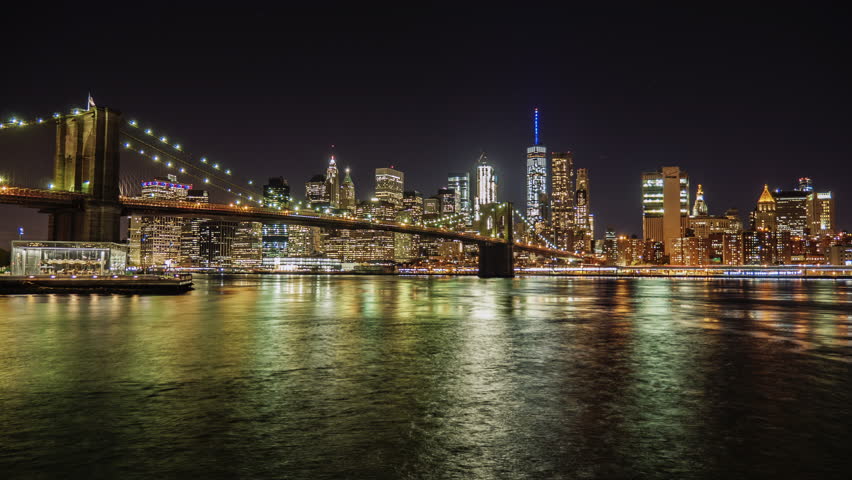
[574,168,592,251]
[129,174,192,268]
[550,152,574,250]
[325,156,340,208]
[751,184,777,232]
[473,152,497,219]
[447,172,471,221]
[180,189,209,267]
[692,184,708,216]
[641,166,689,254]
[375,167,404,207]
[340,167,356,211]
[262,178,290,268]
[305,174,328,207]
[526,108,547,223]
[808,191,835,235]
[263,177,290,209]
[774,188,809,237]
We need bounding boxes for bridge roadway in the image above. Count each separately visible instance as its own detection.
[0,186,583,259]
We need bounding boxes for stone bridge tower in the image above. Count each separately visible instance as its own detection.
[49,107,123,242]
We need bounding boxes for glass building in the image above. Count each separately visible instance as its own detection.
[642,166,689,254]
[526,108,547,223]
[12,241,128,276]
[550,151,574,250]
[447,172,471,221]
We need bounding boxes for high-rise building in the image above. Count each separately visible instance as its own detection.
[573,168,592,251]
[232,222,263,269]
[447,172,471,222]
[179,189,209,267]
[325,156,340,208]
[263,177,290,209]
[340,168,356,211]
[129,174,192,268]
[551,151,574,250]
[751,184,777,232]
[692,184,708,216]
[796,177,814,193]
[526,108,547,223]
[774,189,809,237]
[305,174,328,207]
[808,191,835,235]
[262,178,290,269]
[402,190,424,223]
[473,152,497,220]
[375,167,404,208]
[435,188,456,214]
[199,221,238,268]
[641,167,689,255]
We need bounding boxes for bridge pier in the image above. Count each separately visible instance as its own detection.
[476,202,515,278]
[478,242,514,278]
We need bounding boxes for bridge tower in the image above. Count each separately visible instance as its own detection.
[477,202,515,278]
[48,107,123,242]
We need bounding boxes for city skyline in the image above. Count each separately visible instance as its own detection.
[1,5,851,247]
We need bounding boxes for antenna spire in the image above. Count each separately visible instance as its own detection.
[533,107,540,145]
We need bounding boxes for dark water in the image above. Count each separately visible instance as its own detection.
[1,276,850,479]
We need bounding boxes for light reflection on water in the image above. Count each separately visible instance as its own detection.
[0,276,851,478]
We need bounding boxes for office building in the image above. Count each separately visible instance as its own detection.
[551,151,575,250]
[774,189,809,237]
[261,178,289,268]
[375,167,404,207]
[526,108,547,223]
[305,174,328,207]
[447,172,471,222]
[473,152,497,216]
[642,166,689,255]
[129,174,192,268]
[180,189,209,267]
[232,222,263,269]
[751,184,777,232]
[263,177,290,209]
[340,168,356,211]
[325,156,340,208]
[808,191,835,235]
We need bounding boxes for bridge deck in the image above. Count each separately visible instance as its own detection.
[0,187,584,259]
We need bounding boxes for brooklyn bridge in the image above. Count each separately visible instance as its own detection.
[0,105,588,277]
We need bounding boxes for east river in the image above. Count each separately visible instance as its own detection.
[1,276,851,478]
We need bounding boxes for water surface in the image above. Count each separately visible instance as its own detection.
[1,276,850,478]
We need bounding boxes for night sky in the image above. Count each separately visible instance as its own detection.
[2,4,850,248]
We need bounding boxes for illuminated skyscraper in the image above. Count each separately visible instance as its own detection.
[573,168,592,251]
[262,177,290,269]
[692,184,708,216]
[751,184,777,232]
[808,191,835,235]
[774,188,809,237]
[340,168,356,211]
[129,174,192,268]
[180,189,209,267]
[447,172,471,221]
[641,166,689,254]
[325,156,340,208]
[550,151,574,250]
[375,167,404,207]
[473,152,497,220]
[305,174,328,207]
[526,108,547,223]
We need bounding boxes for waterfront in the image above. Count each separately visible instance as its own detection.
[1,276,851,478]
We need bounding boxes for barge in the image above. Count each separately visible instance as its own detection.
[0,274,194,294]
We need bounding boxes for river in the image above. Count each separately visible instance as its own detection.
[1,276,850,478]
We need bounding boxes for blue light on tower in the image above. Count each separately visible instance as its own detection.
[534,108,540,145]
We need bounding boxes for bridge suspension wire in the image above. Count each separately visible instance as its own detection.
[513,209,559,251]
[120,117,260,191]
